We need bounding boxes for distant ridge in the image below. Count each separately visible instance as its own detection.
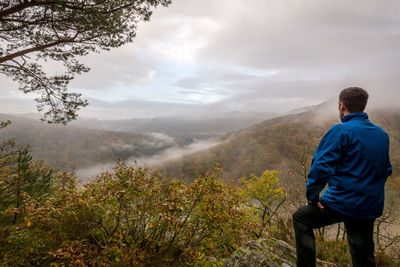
[158,105,400,183]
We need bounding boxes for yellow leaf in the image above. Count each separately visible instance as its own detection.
[27,220,31,227]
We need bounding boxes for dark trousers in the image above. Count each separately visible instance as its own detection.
[292,201,376,267]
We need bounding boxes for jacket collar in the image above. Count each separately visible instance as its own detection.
[341,112,368,123]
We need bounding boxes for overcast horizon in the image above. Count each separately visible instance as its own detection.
[1,0,400,120]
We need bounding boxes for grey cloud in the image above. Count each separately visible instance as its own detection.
[182,0,400,73]
[3,0,400,119]
[229,81,340,100]
[79,97,209,119]
[0,94,36,115]
[173,70,256,94]
[69,46,160,90]
[177,89,212,96]
[169,0,400,111]
[174,77,205,90]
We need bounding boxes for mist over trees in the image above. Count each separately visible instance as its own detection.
[0,112,280,171]
[0,0,172,124]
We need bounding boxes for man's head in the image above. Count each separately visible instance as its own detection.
[338,87,369,118]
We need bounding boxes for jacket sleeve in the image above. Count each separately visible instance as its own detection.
[306,125,344,203]
[385,134,392,178]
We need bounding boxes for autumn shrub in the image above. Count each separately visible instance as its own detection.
[272,215,295,245]
[1,163,261,266]
[315,234,351,266]
[239,170,287,239]
[80,163,255,265]
[315,234,400,267]
[2,172,97,265]
[375,249,400,267]
[0,159,296,266]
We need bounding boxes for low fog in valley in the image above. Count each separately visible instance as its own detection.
[76,136,225,181]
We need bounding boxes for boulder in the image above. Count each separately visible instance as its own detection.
[222,238,336,267]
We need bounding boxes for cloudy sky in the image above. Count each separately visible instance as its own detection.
[1,0,400,119]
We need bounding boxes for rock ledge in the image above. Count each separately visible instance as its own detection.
[222,238,336,267]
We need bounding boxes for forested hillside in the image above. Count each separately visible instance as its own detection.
[0,114,173,170]
[159,106,400,184]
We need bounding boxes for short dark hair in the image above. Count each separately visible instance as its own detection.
[339,87,369,113]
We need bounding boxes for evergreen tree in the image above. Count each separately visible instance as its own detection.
[0,0,172,123]
[0,144,55,226]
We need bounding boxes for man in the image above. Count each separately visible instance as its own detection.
[292,87,392,267]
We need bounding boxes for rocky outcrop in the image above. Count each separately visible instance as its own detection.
[222,238,336,267]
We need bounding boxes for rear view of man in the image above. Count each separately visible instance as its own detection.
[293,87,392,267]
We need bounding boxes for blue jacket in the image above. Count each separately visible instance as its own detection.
[306,112,392,219]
